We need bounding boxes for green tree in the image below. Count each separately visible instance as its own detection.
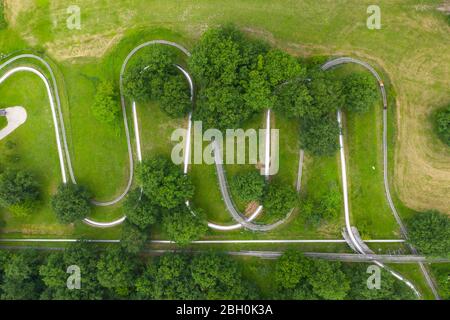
[264,49,305,87]
[96,247,137,297]
[275,250,312,290]
[190,252,256,299]
[262,181,297,220]
[136,156,194,209]
[231,171,265,203]
[1,250,42,300]
[343,72,378,113]
[306,69,344,118]
[309,260,350,300]
[135,253,201,299]
[120,221,149,254]
[274,80,312,118]
[243,69,273,111]
[195,83,251,130]
[123,188,159,229]
[434,105,450,146]
[162,205,208,245]
[0,169,40,214]
[51,183,91,224]
[300,114,340,156]
[123,46,176,101]
[91,81,120,125]
[407,210,450,256]
[159,73,191,118]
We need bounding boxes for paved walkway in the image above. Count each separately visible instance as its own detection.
[0,107,27,140]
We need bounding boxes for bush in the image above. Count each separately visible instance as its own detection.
[0,169,40,213]
[262,181,297,220]
[230,171,265,203]
[51,183,91,224]
[434,105,450,146]
[407,210,450,256]
[91,81,120,125]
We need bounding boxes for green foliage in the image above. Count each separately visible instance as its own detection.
[1,250,42,300]
[123,188,159,229]
[230,171,265,202]
[301,183,342,225]
[262,181,297,219]
[300,114,340,156]
[120,221,149,254]
[343,72,378,113]
[135,253,201,299]
[0,2,6,29]
[275,250,312,290]
[306,69,344,118]
[407,210,450,256]
[308,260,350,300]
[91,81,120,125]
[96,247,137,297]
[433,105,450,146]
[51,183,91,224]
[136,156,194,209]
[159,73,191,118]
[195,83,250,130]
[243,69,273,111]
[123,45,176,101]
[435,268,450,300]
[274,81,312,118]
[162,205,208,245]
[0,169,40,211]
[190,252,257,299]
[263,49,305,87]
[135,252,255,300]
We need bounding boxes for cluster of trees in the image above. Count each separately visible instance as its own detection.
[189,25,380,156]
[273,250,415,300]
[407,210,449,257]
[0,169,40,217]
[0,246,418,300]
[121,155,207,248]
[230,171,297,220]
[433,105,450,146]
[123,46,191,118]
[0,245,255,300]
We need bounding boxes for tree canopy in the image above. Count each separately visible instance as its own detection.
[136,156,195,209]
[407,210,450,256]
[434,105,450,146]
[300,113,340,156]
[123,188,159,229]
[0,169,40,213]
[231,170,266,203]
[91,81,120,125]
[262,181,297,220]
[343,72,378,113]
[161,205,208,245]
[51,183,91,224]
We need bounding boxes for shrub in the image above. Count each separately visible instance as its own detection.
[91,81,120,125]
[0,170,40,214]
[230,171,265,202]
[434,105,450,146]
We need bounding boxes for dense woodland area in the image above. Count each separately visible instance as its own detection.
[0,246,423,300]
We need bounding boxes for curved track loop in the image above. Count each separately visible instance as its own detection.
[322,57,438,299]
